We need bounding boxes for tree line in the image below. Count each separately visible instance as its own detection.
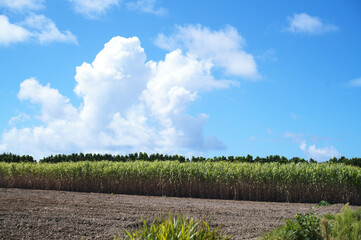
[1,152,360,167]
[39,153,311,164]
[0,153,35,163]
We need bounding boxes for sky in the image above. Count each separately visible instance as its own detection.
[0,0,360,161]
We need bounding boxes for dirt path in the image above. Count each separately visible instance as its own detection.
[0,188,352,240]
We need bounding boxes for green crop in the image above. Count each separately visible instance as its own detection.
[0,161,360,204]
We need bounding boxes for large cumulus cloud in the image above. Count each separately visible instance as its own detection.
[0,25,257,159]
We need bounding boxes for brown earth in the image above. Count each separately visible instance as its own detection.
[0,188,355,240]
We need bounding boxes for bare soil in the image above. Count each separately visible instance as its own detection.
[0,188,354,240]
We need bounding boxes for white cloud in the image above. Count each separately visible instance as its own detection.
[143,49,231,150]
[300,141,340,162]
[0,34,233,159]
[74,36,149,128]
[127,0,167,16]
[0,15,31,45]
[22,14,77,44]
[287,13,338,34]
[155,25,258,78]
[0,14,77,45]
[18,78,78,123]
[69,0,166,18]
[68,0,120,18]
[0,0,44,11]
[348,77,361,87]
[144,49,231,117]
[8,113,30,125]
[284,132,340,161]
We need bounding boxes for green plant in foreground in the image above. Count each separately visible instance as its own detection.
[321,204,361,240]
[260,212,322,240]
[284,212,322,240]
[261,204,361,240]
[116,213,231,240]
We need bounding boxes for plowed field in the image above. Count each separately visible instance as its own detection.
[0,188,350,239]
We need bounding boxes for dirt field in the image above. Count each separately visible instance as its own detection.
[0,188,353,240]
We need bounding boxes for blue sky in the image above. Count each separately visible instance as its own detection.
[0,0,360,161]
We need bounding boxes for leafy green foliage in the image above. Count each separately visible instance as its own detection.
[262,204,361,240]
[284,212,322,240]
[39,153,310,164]
[261,212,322,240]
[0,153,35,163]
[351,207,361,221]
[329,156,361,168]
[318,200,332,207]
[322,204,361,240]
[1,151,361,168]
[116,213,230,240]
